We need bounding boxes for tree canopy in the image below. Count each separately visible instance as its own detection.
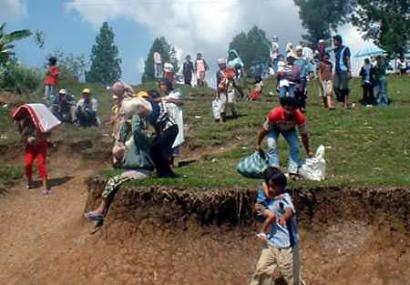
[351,0,410,56]
[294,0,353,46]
[85,22,121,86]
[0,23,32,67]
[142,37,173,82]
[229,26,270,69]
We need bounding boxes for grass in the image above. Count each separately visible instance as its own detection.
[0,165,22,193]
[1,75,410,190]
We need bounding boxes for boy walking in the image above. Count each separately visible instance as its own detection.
[250,167,304,285]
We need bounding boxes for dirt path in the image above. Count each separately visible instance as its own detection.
[0,154,109,285]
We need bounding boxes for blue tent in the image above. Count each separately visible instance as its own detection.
[354,46,386,58]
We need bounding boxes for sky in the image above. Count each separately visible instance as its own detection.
[1,0,373,84]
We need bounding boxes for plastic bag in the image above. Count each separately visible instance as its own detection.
[237,150,269,179]
[211,98,222,120]
[299,145,326,181]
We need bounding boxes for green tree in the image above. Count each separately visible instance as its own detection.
[229,26,270,69]
[85,22,121,86]
[294,0,353,46]
[351,0,410,56]
[142,37,172,82]
[0,23,32,67]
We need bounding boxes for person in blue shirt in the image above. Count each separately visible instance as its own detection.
[333,35,352,109]
[250,167,304,285]
[294,45,314,112]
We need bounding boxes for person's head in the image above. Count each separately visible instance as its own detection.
[197,53,202,60]
[48,56,57,66]
[217,58,226,69]
[186,55,191,61]
[112,81,126,97]
[272,35,278,42]
[295,45,303,57]
[264,167,287,196]
[158,78,173,93]
[58,88,67,96]
[280,96,300,115]
[322,53,330,61]
[286,54,296,65]
[254,75,262,84]
[364,58,370,65]
[82,88,91,99]
[375,55,384,64]
[333,35,343,47]
[228,50,237,60]
[277,54,285,62]
[318,39,326,47]
[148,89,161,102]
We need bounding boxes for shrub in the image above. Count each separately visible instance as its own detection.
[0,63,43,94]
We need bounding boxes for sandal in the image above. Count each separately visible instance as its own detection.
[84,211,104,221]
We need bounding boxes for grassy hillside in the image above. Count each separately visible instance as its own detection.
[1,75,410,190]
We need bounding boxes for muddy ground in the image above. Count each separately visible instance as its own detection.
[0,97,409,285]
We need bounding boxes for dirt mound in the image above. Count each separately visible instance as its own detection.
[77,181,409,285]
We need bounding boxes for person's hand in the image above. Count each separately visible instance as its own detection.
[27,136,36,144]
[347,71,352,79]
[255,144,262,152]
[277,216,287,227]
[308,150,315,158]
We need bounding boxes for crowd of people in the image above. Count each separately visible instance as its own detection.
[44,57,100,127]
[12,33,406,285]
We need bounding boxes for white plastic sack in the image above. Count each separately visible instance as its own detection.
[12,103,61,133]
[211,98,222,120]
[299,145,326,181]
[121,97,152,119]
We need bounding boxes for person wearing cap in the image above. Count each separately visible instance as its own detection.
[276,54,301,99]
[216,58,238,121]
[256,97,314,176]
[50,88,77,123]
[182,55,194,86]
[75,88,99,127]
[294,45,314,111]
[333,35,352,109]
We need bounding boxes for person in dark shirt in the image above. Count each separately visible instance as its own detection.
[182,55,194,86]
[333,35,351,109]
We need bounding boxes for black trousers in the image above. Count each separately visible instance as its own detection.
[150,125,178,177]
[362,83,375,105]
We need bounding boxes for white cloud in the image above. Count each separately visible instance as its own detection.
[0,0,26,20]
[65,0,303,64]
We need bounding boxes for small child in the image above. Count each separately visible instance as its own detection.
[43,57,60,102]
[248,76,264,101]
[251,167,303,285]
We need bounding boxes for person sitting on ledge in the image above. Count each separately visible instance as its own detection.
[84,97,154,222]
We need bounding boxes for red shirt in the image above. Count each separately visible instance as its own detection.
[43,66,60,85]
[263,106,307,133]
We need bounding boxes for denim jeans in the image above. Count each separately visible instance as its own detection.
[376,79,389,106]
[266,128,300,174]
[279,85,296,98]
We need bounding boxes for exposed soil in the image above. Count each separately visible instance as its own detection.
[0,135,408,285]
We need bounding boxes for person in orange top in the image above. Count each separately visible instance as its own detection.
[43,57,60,102]
[256,97,313,176]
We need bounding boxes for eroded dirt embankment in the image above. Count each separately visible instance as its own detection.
[83,178,410,285]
